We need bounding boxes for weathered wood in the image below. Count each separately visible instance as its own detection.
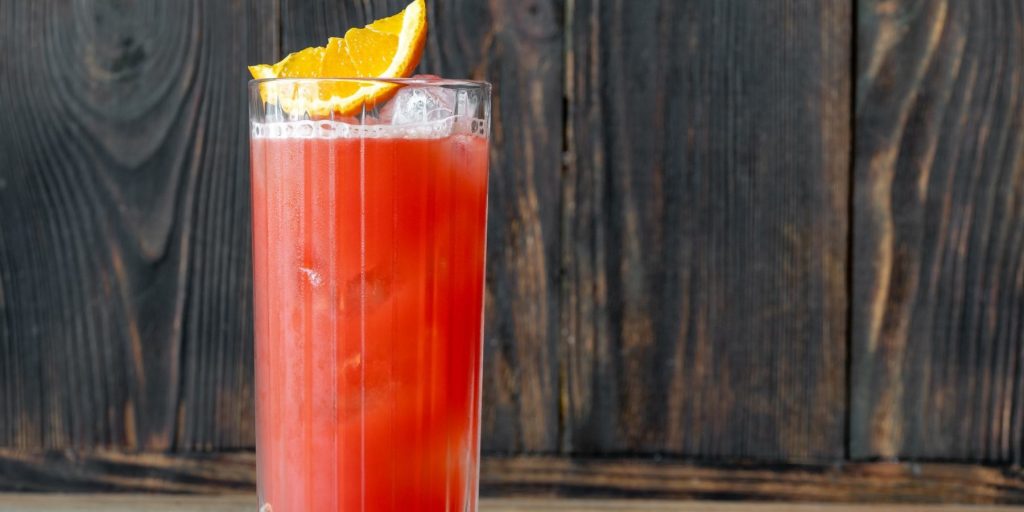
[483,457,1024,503]
[0,0,274,452]
[3,0,1023,500]
[483,501,1020,512]
[561,0,851,459]
[472,0,564,454]
[1,495,1022,512]
[0,451,255,493]
[851,0,1024,461]
[0,0,565,456]
[276,0,566,453]
[5,453,1024,505]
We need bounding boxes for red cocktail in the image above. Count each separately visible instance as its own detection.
[249,79,490,511]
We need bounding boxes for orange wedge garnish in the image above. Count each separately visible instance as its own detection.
[249,0,427,116]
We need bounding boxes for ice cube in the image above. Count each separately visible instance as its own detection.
[388,86,456,125]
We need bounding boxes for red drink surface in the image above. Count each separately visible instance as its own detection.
[251,129,489,511]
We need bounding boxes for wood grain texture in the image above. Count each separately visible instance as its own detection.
[274,0,565,452]
[3,0,1022,501]
[0,0,564,456]
[561,0,851,459]
[476,0,563,454]
[0,494,256,512]
[6,454,1024,505]
[851,0,1024,461]
[482,457,1024,504]
[2,495,1022,512]
[481,502,1019,512]
[0,0,274,451]
[0,451,255,493]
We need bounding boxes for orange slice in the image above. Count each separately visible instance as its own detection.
[249,0,427,117]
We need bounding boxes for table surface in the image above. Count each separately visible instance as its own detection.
[0,495,1020,512]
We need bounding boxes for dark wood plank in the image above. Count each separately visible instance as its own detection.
[851,0,1024,461]
[482,457,1024,503]
[0,451,256,493]
[0,0,275,451]
[475,0,564,454]
[5,453,1024,505]
[174,0,279,453]
[561,0,851,459]
[275,0,565,452]
[2,495,1022,512]
[485,502,1022,512]
[0,494,254,512]
[482,501,1020,512]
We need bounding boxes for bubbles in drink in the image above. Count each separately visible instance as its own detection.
[253,119,458,139]
[299,267,324,287]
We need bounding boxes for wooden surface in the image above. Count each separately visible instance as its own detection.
[0,0,565,455]
[561,0,850,460]
[850,0,1024,461]
[0,0,272,452]
[6,453,1024,505]
[1,495,1022,512]
[0,0,856,459]
[2,0,1024,504]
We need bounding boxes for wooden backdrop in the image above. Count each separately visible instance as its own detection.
[1,0,1023,503]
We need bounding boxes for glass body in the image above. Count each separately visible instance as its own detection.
[248,79,490,512]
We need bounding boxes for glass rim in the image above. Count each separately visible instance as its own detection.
[248,77,490,89]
